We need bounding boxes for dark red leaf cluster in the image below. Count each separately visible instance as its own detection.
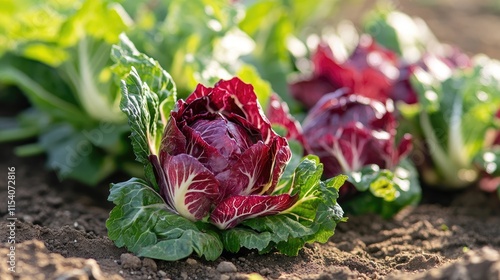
[150,78,296,229]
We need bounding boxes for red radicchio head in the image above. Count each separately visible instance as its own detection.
[302,89,412,181]
[150,77,296,229]
[289,35,400,109]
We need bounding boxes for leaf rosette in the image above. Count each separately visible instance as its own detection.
[301,89,420,217]
[106,35,347,261]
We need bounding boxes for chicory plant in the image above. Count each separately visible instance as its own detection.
[289,35,401,109]
[106,35,347,261]
[301,89,421,217]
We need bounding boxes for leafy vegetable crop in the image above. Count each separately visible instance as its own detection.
[290,35,403,109]
[106,35,347,261]
[301,90,420,217]
[288,3,500,205]
[403,55,500,189]
[0,0,136,185]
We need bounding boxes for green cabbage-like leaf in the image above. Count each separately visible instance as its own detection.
[344,159,421,218]
[111,34,176,185]
[106,178,223,261]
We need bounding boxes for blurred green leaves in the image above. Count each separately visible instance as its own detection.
[406,56,500,189]
[344,160,421,218]
[0,0,132,184]
[123,0,246,97]
[240,0,339,108]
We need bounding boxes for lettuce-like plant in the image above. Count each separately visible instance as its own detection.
[302,89,421,217]
[405,55,500,190]
[106,35,347,261]
[0,0,134,185]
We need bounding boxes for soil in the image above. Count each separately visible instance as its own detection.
[2,1,500,280]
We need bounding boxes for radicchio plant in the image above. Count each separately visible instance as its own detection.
[106,35,347,262]
[303,90,411,178]
[289,35,400,108]
[302,89,420,217]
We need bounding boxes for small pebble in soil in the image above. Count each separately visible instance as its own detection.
[181,271,188,279]
[260,268,272,276]
[186,258,197,265]
[158,270,167,277]
[23,215,34,223]
[142,258,158,272]
[120,253,142,270]
[46,196,63,206]
[269,271,281,279]
[217,261,237,273]
[220,275,230,280]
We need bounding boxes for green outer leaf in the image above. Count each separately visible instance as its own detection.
[106,178,223,261]
[363,6,402,55]
[118,70,159,163]
[474,148,500,176]
[39,123,116,186]
[111,34,176,184]
[345,159,421,218]
[221,228,272,253]
[138,229,222,262]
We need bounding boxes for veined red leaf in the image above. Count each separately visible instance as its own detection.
[160,153,219,221]
[210,194,297,229]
